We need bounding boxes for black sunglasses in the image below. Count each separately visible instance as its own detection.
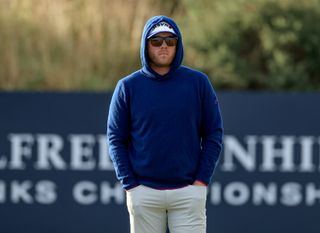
[149,36,178,47]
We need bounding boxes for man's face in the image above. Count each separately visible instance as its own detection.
[147,32,177,69]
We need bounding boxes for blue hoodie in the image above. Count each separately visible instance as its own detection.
[107,15,223,190]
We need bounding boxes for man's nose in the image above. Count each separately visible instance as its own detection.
[160,40,168,47]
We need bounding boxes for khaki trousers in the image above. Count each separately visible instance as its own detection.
[126,185,207,233]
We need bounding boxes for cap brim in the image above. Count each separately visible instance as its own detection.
[147,31,176,39]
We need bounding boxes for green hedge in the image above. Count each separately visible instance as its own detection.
[182,0,320,90]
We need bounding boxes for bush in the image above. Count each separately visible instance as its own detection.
[182,0,320,90]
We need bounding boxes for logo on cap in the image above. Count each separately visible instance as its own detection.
[148,21,176,38]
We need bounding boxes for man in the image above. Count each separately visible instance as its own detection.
[107,15,223,233]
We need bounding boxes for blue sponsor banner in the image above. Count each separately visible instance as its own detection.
[0,92,319,233]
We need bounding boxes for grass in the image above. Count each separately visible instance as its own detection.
[0,0,180,91]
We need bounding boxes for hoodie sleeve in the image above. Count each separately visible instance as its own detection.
[196,76,223,185]
[107,80,138,190]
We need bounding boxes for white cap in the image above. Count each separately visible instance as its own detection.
[147,21,176,38]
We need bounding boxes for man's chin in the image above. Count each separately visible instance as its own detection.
[157,60,173,67]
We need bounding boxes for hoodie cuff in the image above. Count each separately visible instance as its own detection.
[195,173,210,186]
[122,177,139,190]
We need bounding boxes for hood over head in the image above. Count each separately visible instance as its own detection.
[140,15,184,79]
